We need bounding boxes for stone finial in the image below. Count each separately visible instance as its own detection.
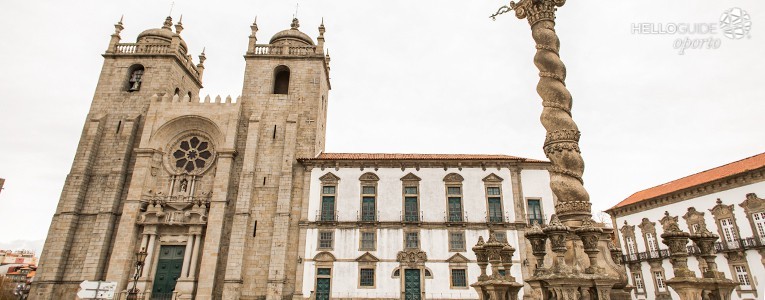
[290,17,300,29]
[250,17,259,36]
[175,15,184,34]
[198,48,207,64]
[225,95,232,104]
[319,18,326,36]
[114,15,124,34]
[716,198,723,205]
[204,95,211,103]
[162,16,173,30]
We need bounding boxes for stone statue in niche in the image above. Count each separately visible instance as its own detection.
[180,178,188,192]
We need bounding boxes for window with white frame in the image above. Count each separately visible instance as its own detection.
[753,212,765,239]
[633,272,645,293]
[734,265,751,289]
[318,231,333,250]
[645,232,658,253]
[449,231,466,252]
[626,236,637,255]
[720,218,738,246]
[654,271,667,292]
[360,231,376,251]
[405,231,419,249]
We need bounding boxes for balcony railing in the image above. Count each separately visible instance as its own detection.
[358,210,379,223]
[526,214,547,227]
[446,211,468,223]
[112,42,201,78]
[621,236,764,264]
[144,194,211,205]
[401,211,423,223]
[486,212,511,224]
[316,210,338,223]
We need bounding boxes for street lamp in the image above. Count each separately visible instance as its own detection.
[127,248,148,300]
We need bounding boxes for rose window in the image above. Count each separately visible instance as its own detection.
[171,136,213,173]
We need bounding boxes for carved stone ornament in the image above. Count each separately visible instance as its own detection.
[509,0,567,25]
[443,173,464,182]
[482,173,504,183]
[659,211,680,232]
[683,207,707,234]
[166,134,216,175]
[396,249,427,267]
[709,198,735,219]
[620,221,636,239]
[313,251,336,262]
[358,172,379,182]
[318,172,340,184]
[739,192,765,214]
[356,252,379,263]
[400,172,421,182]
[638,218,657,236]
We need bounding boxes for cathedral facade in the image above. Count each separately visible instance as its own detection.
[31,16,555,300]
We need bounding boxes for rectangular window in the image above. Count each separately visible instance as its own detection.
[404,197,419,222]
[448,197,463,222]
[449,232,466,251]
[362,186,376,194]
[318,231,333,249]
[734,265,751,289]
[487,187,501,195]
[317,268,331,276]
[527,199,543,225]
[494,231,507,243]
[626,236,636,255]
[322,186,336,194]
[361,232,376,250]
[645,233,658,252]
[321,196,335,221]
[488,197,503,223]
[451,269,467,287]
[654,272,666,292]
[404,186,418,195]
[361,197,376,221]
[753,212,765,239]
[447,186,461,195]
[405,232,419,249]
[359,268,375,287]
[720,218,738,247]
[633,272,645,293]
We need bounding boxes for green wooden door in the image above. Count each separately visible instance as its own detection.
[151,246,185,297]
[404,269,421,300]
[315,278,330,300]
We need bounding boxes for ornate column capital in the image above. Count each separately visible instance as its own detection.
[510,0,566,25]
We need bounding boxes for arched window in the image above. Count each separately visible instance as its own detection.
[273,65,290,94]
[174,88,180,96]
[127,64,145,91]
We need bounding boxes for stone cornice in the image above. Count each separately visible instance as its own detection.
[297,159,550,171]
[607,167,765,217]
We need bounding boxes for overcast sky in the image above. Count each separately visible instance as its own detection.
[1,0,763,255]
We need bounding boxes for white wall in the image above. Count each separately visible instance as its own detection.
[614,181,765,300]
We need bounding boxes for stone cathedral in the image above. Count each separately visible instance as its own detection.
[32,16,569,300]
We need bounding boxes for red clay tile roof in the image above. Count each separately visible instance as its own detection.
[300,153,545,162]
[611,152,765,210]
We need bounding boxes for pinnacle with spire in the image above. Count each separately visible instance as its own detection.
[175,15,184,34]
[290,18,300,30]
[162,16,173,30]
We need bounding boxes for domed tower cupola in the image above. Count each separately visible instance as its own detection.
[269,18,315,46]
[136,16,189,53]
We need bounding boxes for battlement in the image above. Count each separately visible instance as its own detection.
[150,93,241,105]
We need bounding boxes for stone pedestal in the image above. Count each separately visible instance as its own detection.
[175,278,196,300]
[660,212,738,300]
[470,235,524,300]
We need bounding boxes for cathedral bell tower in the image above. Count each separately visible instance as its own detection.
[221,18,331,300]
[32,16,205,299]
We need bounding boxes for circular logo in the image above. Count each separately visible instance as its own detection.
[720,7,752,39]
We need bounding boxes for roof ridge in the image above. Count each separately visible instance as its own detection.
[609,151,765,211]
[630,151,765,195]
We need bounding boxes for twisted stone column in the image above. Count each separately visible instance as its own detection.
[508,0,591,224]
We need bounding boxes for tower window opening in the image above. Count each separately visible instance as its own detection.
[273,66,290,94]
[116,120,122,134]
[127,65,145,92]
[174,88,180,96]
